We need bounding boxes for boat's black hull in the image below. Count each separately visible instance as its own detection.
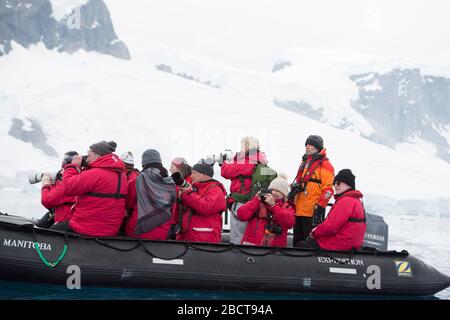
[0,214,449,296]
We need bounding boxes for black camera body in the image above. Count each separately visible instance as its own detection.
[287,182,304,202]
[171,172,189,188]
[291,182,304,193]
[80,155,88,168]
[266,223,283,236]
[259,188,271,201]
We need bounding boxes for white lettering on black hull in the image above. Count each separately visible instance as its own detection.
[317,256,364,266]
[2,238,52,251]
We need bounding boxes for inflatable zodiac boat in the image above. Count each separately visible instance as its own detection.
[0,213,449,296]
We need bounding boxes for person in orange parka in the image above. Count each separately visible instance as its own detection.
[291,135,334,246]
[237,175,295,247]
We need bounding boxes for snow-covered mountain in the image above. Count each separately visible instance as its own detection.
[1,0,450,219]
[272,47,450,164]
[0,0,129,59]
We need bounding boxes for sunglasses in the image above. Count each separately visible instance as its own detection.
[334,181,343,186]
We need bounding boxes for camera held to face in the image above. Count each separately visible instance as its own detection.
[259,188,271,201]
[80,155,88,168]
[171,172,190,188]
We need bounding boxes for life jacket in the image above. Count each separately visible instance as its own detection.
[295,151,328,188]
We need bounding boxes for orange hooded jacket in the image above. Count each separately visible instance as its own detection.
[294,149,334,217]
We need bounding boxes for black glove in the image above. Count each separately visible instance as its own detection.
[312,205,326,227]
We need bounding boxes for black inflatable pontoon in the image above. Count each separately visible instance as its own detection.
[0,213,449,296]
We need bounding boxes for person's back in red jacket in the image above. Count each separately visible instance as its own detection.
[237,176,295,247]
[60,141,127,237]
[310,169,366,251]
[175,159,226,243]
[125,150,176,240]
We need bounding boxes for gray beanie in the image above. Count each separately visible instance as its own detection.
[142,149,162,166]
[305,135,324,151]
[89,141,117,156]
[192,158,214,177]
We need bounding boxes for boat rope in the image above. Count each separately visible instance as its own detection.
[139,240,189,260]
[188,243,234,254]
[94,239,141,252]
[276,247,318,258]
[232,244,277,257]
[32,229,68,269]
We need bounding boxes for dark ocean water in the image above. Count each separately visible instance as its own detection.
[0,280,440,300]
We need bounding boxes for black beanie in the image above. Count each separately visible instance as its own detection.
[192,158,214,178]
[305,135,324,151]
[334,169,356,189]
[89,141,117,156]
[61,151,78,167]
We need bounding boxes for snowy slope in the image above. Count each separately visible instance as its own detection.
[1,41,450,207]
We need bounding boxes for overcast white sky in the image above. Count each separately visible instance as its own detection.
[107,0,450,70]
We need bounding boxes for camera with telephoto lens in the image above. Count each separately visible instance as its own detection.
[266,223,283,235]
[28,172,58,184]
[209,149,233,165]
[171,172,190,188]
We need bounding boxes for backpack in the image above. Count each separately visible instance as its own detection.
[230,163,278,203]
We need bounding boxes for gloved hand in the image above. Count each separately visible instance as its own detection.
[312,205,326,227]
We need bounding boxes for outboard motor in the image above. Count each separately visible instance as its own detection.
[363,213,389,251]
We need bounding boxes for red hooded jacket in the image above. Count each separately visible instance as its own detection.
[312,190,366,251]
[41,179,75,223]
[126,169,139,183]
[124,174,174,240]
[171,176,192,226]
[62,154,127,237]
[175,179,227,243]
[237,196,295,247]
[221,151,268,204]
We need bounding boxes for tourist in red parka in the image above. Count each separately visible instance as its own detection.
[175,159,227,243]
[237,175,295,247]
[220,137,268,244]
[125,149,176,240]
[296,169,366,251]
[50,141,127,237]
[37,151,78,228]
[168,157,192,240]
